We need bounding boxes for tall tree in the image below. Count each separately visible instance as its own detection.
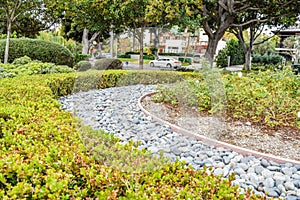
[61,0,114,55]
[197,0,236,65]
[110,0,185,69]
[0,0,65,63]
[184,0,297,66]
[230,0,299,70]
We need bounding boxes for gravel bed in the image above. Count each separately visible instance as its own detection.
[59,84,300,199]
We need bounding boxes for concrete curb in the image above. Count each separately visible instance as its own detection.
[138,92,300,165]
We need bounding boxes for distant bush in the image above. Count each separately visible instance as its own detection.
[117,54,131,58]
[252,53,283,65]
[215,49,228,68]
[74,53,90,64]
[92,58,123,70]
[251,54,284,71]
[0,38,74,67]
[75,60,92,71]
[216,39,245,68]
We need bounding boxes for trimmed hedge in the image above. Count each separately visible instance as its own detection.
[0,38,74,67]
[0,71,263,199]
[48,70,201,97]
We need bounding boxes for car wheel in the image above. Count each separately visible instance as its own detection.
[150,62,155,67]
[167,63,172,68]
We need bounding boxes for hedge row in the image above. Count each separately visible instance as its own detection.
[0,38,74,67]
[0,71,263,199]
[48,70,201,97]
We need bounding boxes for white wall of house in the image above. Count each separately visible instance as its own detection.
[216,40,227,55]
[165,40,183,53]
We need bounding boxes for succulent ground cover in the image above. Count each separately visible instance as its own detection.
[0,71,265,199]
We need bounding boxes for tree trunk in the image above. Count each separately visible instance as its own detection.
[4,19,12,64]
[82,28,89,54]
[97,42,102,56]
[184,33,190,63]
[110,30,114,58]
[235,27,254,71]
[153,26,159,59]
[132,29,136,51]
[138,27,145,69]
[244,51,251,70]
[205,36,220,67]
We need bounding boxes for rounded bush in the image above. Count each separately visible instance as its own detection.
[92,58,123,70]
[75,60,92,71]
[12,55,32,65]
[0,38,74,67]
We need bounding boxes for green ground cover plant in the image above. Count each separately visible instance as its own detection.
[154,69,300,129]
[0,56,74,78]
[0,70,264,199]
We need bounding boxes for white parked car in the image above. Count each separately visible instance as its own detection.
[149,57,181,69]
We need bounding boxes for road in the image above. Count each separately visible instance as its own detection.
[123,62,203,71]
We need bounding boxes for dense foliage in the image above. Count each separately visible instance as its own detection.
[250,54,284,71]
[0,39,74,67]
[0,70,264,199]
[252,54,284,65]
[154,70,300,129]
[0,56,74,79]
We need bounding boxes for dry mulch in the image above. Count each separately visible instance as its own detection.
[141,95,300,162]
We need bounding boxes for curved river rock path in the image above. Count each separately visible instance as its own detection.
[59,84,300,199]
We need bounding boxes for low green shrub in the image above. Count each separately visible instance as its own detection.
[0,72,263,199]
[75,60,92,71]
[47,70,201,97]
[0,60,74,78]
[252,53,283,66]
[250,63,281,71]
[0,38,74,67]
[93,58,123,70]
[12,55,32,65]
[117,54,131,58]
[154,70,300,129]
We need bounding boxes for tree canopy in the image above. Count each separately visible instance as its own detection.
[229,0,299,70]
[0,0,66,63]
